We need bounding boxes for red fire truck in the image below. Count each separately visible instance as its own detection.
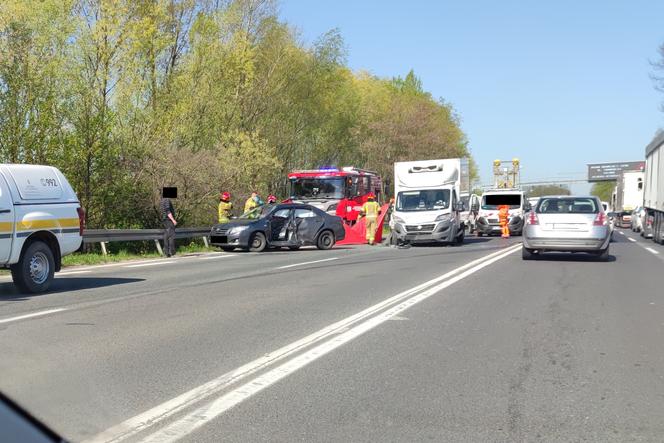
[288,167,383,223]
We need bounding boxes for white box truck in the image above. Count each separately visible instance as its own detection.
[1,164,84,292]
[391,158,469,245]
[644,131,664,244]
[612,170,645,228]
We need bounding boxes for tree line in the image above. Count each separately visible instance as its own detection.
[0,0,472,227]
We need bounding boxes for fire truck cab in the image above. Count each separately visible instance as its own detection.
[288,167,382,223]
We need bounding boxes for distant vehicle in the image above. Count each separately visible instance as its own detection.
[459,193,481,233]
[390,158,469,245]
[644,131,664,244]
[522,196,611,261]
[476,189,529,236]
[210,203,345,252]
[612,170,644,228]
[1,164,84,293]
[630,206,645,232]
[288,167,382,223]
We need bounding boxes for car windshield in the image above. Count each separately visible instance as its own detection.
[397,189,450,211]
[481,194,522,210]
[290,178,345,199]
[537,197,599,214]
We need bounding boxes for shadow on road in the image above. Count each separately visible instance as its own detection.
[529,253,616,263]
[0,277,144,300]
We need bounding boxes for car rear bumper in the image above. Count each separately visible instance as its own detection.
[523,227,610,252]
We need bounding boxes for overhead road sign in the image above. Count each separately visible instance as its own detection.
[587,161,645,182]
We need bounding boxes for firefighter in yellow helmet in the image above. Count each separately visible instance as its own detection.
[218,192,233,223]
[359,193,382,245]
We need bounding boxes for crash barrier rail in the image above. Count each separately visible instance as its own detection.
[83,228,211,256]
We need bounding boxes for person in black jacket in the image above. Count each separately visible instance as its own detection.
[160,188,177,257]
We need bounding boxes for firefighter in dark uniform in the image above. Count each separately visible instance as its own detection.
[161,190,177,257]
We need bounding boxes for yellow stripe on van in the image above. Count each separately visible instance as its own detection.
[0,222,12,233]
[16,218,80,231]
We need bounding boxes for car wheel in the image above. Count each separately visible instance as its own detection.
[221,246,235,252]
[522,246,535,260]
[316,230,335,250]
[11,241,55,293]
[248,232,267,252]
[597,246,610,261]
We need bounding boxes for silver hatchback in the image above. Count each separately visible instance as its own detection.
[522,196,611,261]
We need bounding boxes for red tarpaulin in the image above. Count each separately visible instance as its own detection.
[337,204,389,245]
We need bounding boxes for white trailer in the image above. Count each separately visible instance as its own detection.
[612,170,644,228]
[644,131,664,244]
[391,158,469,244]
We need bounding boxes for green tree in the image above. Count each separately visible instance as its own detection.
[527,185,571,197]
[591,181,615,203]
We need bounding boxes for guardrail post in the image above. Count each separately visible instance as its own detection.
[100,242,108,256]
[203,236,209,248]
[154,239,164,256]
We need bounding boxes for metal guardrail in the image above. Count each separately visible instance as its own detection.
[83,227,212,255]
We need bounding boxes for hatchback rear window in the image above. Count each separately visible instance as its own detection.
[538,198,598,214]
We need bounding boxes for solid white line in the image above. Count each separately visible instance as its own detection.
[276,257,339,269]
[137,245,520,443]
[627,238,636,242]
[0,308,68,325]
[58,270,92,276]
[645,247,659,255]
[125,261,175,268]
[87,244,520,443]
[199,254,237,260]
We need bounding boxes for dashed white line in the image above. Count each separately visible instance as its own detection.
[125,261,175,268]
[0,308,68,325]
[645,247,660,255]
[276,257,339,269]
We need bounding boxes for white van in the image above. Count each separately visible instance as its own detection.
[1,164,84,292]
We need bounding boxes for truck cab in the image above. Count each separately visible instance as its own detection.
[476,189,529,236]
[391,159,468,245]
[0,164,83,293]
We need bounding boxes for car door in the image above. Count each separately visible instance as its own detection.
[267,208,294,245]
[294,208,325,244]
[0,173,14,264]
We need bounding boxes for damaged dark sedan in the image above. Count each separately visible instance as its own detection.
[210,203,346,252]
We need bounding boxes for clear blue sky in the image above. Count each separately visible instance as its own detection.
[279,0,664,192]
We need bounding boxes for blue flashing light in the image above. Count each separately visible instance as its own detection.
[318,166,339,172]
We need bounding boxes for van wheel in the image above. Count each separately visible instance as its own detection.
[456,228,465,245]
[11,241,55,293]
[597,246,610,262]
[248,232,267,252]
[522,246,536,260]
[316,230,335,250]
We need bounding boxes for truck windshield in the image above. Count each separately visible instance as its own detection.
[290,178,345,199]
[397,190,450,211]
[481,194,521,210]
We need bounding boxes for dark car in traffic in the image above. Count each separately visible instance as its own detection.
[210,203,346,252]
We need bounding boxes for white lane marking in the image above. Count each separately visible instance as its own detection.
[628,238,636,242]
[276,257,339,269]
[0,308,67,325]
[58,270,92,276]
[645,247,660,255]
[125,261,175,268]
[88,244,520,443]
[138,245,520,443]
[199,254,237,260]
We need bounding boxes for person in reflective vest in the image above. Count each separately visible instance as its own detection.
[218,192,233,223]
[498,204,510,238]
[360,193,381,245]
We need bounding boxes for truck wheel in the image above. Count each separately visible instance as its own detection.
[11,241,55,293]
[316,230,335,250]
[248,232,267,252]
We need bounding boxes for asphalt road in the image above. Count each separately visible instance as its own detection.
[1,230,663,442]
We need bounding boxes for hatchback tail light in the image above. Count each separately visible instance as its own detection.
[593,211,607,226]
[527,211,539,225]
[76,207,86,236]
